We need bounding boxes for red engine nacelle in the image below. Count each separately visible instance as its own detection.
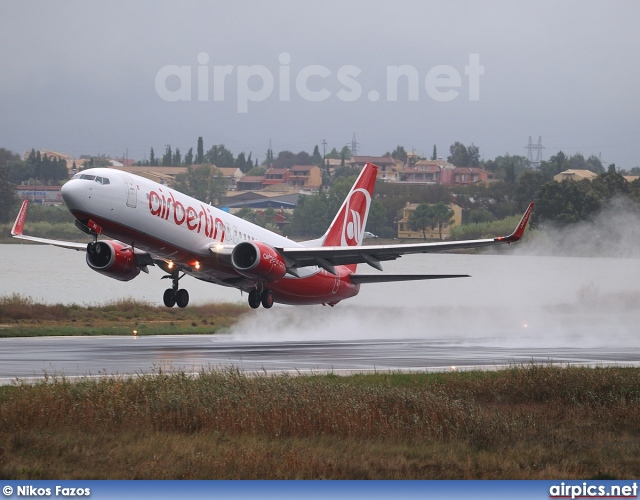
[231,241,288,282]
[86,240,141,282]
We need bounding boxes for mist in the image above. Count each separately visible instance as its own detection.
[518,198,640,259]
[228,204,640,350]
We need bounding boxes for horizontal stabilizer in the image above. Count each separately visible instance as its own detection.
[350,274,470,284]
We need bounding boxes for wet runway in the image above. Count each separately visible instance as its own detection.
[2,334,640,384]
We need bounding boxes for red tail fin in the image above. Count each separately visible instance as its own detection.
[322,162,378,248]
[11,200,28,236]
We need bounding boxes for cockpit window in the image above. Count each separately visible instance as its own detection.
[73,173,110,185]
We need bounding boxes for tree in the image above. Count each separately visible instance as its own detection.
[0,167,19,222]
[235,152,251,173]
[172,164,229,204]
[391,145,408,163]
[408,202,454,240]
[205,144,234,167]
[311,145,323,166]
[149,147,157,166]
[162,146,172,166]
[272,150,297,170]
[431,145,437,160]
[172,148,181,167]
[295,151,312,166]
[448,142,470,167]
[325,147,340,160]
[0,148,20,168]
[288,192,330,237]
[532,179,601,226]
[408,203,433,240]
[366,200,387,236]
[515,170,546,211]
[184,147,194,166]
[196,137,204,164]
[429,202,455,240]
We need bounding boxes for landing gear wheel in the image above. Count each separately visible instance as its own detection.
[163,288,176,308]
[261,289,274,309]
[248,289,261,309]
[176,289,189,308]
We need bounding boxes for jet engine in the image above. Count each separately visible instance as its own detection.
[86,241,141,282]
[231,241,288,282]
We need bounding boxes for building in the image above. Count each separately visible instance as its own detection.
[401,160,455,184]
[236,166,322,192]
[396,202,463,240]
[349,156,403,181]
[553,169,599,182]
[236,176,266,191]
[288,165,322,190]
[262,168,290,187]
[15,185,63,205]
[451,167,491,186]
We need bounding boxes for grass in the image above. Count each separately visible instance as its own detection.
[1,365,639,479]
[0,294,248,337]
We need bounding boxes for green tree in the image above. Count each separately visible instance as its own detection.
[149,147,157,166]
[205,144,234,167]
[325,147,340,160]
[196,137,204,164]
[288,192,330,237]
[467,143,480,168]
[184,148,194,166]
[311,145,323,166]
[0,167,19,222]
[391,145,407,163]
[431,144,437,160]
[366,200,387,236]
[429,202,455,240]
[172,148,181,167]
[448,142,470,167]
[408,203,433,240]
[533,179,601,226]
[172,164,229,204]
[515,170,546,211]
[162,146,172,166]
[273,150,297,170]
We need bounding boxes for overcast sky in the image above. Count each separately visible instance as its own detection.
[2,0,639,168]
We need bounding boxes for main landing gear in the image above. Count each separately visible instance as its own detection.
[162,270,189,308]
[248,284,274,309]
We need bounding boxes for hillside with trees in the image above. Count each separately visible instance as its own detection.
[2,139,639,242]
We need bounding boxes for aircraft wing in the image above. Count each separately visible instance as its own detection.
[10,200,88,250]
[276,202,534,275]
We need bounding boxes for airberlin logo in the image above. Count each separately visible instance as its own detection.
[149,189,225,241]
[341,188,371,246]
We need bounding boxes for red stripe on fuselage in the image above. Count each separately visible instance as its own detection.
[69,209,360,306]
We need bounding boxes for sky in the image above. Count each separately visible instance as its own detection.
[2,0,639,169]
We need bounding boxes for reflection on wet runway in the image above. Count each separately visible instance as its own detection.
[2,334,639,384]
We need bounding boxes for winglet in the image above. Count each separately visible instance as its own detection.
[495,202,534,243]
[11,200,28,236]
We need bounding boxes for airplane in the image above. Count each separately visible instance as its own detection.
[11,162,534,309]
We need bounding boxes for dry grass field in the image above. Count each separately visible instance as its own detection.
[1,365,639,479]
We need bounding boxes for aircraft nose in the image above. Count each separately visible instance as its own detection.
[61,179,86,209]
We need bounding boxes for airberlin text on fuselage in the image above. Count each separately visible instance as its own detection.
[149,189,225,241]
